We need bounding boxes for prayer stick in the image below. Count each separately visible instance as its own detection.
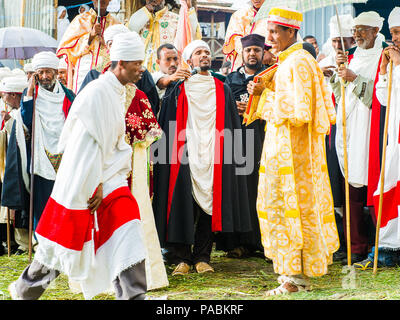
[373,60,393,275]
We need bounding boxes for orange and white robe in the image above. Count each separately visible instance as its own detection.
[57,9,120,93]
[128,6,201,73]
[223,6,268,71]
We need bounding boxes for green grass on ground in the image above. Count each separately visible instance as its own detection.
[1,249,400,300]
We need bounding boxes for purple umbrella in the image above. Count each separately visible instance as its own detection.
[0,26,58,60]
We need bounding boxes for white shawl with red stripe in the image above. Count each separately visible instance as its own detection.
[374,64,400,249]
[34,71,146,299]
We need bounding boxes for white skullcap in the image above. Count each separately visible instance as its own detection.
[23,63,34,73]
[388,7,400,29]
[110,32,145,62]
[104,24,130,44]
[182,40,210,61]
[0,76,28,93]
[58,57,68,70]
[329,14,354,38]
[32,51,59,70]
[12,68,26,77]
[353,11,384,31]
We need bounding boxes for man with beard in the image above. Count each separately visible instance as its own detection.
[355,7,400,270]
[152,40,252,276]
[216,34,267,258]
[19,52,75,232]
[128,0,201,73]
[57,0,120,93]
[0,75,29,255]
[152,44,191,102]
[245,6,339,295]
[333,11,388,265]
[223,0,268,71]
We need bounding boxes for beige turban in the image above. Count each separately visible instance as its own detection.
[32,51,59,70]
[182,40,211,61]
[353,11,384,31]
[388,7,400,29]
[104,24,130,44]
[329,14,354,38]
[110,32,145,62]
[0,76,28,93]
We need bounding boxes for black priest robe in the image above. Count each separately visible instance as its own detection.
[215,65,267,254]
[152,75,252,247]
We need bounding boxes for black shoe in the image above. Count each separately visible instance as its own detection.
[333,250,346,262]
[341,253,367,265]
[13,249,26,256]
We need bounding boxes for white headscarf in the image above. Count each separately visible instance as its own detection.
[32,51,59,70]
[104,24,130,44]
[388,7,400,29]
[0,76,28,93]
[110,32,145,62]
[353,11,385,31]
[57,6,68,19]
[182,40,211,62]
[329,14,354,38]
[79,4,90,13]
[12,68,26,77]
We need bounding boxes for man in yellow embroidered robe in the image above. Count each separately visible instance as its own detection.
[223,0,268,71]
[57,0,120,93]
[127,0,201,73]
[245,7,339,295]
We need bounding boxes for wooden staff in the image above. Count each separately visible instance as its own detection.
[373,59,393,275]
[341,82,351,267]
[334,5,352,266]
[28,85,37,262]
[5,130,11,257]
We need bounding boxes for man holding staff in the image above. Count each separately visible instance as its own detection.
[355,7,400,270]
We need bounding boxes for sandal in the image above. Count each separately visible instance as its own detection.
[353,258,374,270]
[265,275,311,296]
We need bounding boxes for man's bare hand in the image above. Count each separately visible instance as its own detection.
[88,183,103,213]
[89,23,103,45]
[236,101,247,116]
[1,111,10,123]
[321,65,335,78]
[27,72,38,97]
[169,68,192,82]
[247,81,265,96]
[335,49,348,66]
[386,45,400,66]
[337,65,357,82]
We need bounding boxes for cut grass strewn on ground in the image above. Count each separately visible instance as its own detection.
[1,249,400,300]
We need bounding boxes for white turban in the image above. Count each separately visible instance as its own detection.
[353,11,384,31]
[182,40,211,61]
[0,76,28,94]
[329,14,354,38]
[12,68,26,77]
[57,6,68,19]
[0,68,11,82]
[58,57,68,70]
[104,24,130,44]
[110,32,145,62]
[32,51,59,70]
[23,63,34,73]
[388,7,400,29]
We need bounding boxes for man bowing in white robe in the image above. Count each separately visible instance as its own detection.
[8,32,149,301]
